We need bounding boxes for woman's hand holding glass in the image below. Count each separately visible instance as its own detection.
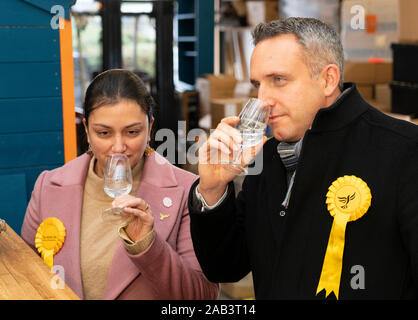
[102,153,154,241]
[112,194,154,242]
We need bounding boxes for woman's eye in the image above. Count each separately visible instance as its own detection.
[97,131,109,136]
[128,130,140,135]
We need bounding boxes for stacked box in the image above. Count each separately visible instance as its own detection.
[343,61,393,112]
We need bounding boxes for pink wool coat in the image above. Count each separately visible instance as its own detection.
[21,151,219,300]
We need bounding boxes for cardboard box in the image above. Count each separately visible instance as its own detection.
[211,97,248,128]
[375,83,391,110]
[196,74,238,116]
[344,61,393,85]
[369,99,391,113]
[357,84,374,101]
[246,0,279,26]
[398,0,418,43]
[361,84,392,112]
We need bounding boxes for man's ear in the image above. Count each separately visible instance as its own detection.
[82,118,90,145]
[321,64,341,97]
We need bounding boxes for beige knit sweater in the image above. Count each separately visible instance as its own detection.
[80,156,148,300]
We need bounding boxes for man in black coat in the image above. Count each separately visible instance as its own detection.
[188,18,418,299]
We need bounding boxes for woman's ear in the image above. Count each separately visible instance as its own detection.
[82,118,90,145]
[147,116,154,143]
[321,64,340,97]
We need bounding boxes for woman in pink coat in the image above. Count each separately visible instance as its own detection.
[21,69,219,300]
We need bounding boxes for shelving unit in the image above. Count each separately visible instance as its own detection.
[176,0,214,87]
[214,25,252,80]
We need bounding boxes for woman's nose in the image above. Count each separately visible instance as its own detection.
[111,136,127,153]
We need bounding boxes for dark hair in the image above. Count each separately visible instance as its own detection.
[83,69,155,125]
[252,18,344,90]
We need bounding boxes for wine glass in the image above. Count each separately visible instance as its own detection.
[221,98,269,172]
[102,153,133,224]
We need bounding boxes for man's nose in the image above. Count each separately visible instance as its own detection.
[111,136,126,153]
[257,85,275,109]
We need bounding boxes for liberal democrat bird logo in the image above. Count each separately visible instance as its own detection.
[338,192,356,209]
[160,213,170,221]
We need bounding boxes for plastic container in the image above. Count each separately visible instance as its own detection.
[391,43,418,83]
[390,81,418,117]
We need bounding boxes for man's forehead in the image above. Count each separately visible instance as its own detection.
[250,36,306,75]
[252,35,303,58]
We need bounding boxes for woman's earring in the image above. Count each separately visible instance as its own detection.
[144,145,154,157]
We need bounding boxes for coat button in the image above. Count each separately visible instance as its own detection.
[279,210,286,217]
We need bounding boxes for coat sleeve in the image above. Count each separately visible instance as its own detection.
[188,177,252,283]
[122,177,219,300]
[398,138,418,286]
[20,170,48,251]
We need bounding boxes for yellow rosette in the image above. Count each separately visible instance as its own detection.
[316,175,372,299]
[35,217,66,269]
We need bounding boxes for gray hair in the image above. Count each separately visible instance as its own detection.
[252,17,344,90]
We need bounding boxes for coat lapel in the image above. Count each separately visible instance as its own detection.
[44,184,84,299]
[102,151,184,300]
[44,153,91,299]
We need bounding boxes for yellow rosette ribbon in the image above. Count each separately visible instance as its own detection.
[35,217,66,269]
[316,175,372,299]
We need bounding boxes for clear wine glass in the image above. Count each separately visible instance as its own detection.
[102,153,133,224]
[221,98,269,172]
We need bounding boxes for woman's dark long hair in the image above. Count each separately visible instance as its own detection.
[80,69,156,153]
[84,69,154,125]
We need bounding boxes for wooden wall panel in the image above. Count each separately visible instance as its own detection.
[0,132,64,169]
[0,98,63,134]
[0,28,59,63]
[0,62,61,98]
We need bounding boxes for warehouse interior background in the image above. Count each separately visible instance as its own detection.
[0,0,417,300]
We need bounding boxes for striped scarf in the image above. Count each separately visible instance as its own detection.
[277,139,303,208]
[277,140,302,172]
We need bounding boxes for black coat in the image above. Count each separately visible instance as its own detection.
[188,83,418,299]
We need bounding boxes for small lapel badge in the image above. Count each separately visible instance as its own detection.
[160,213,170,221]
[163,197,172,208]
